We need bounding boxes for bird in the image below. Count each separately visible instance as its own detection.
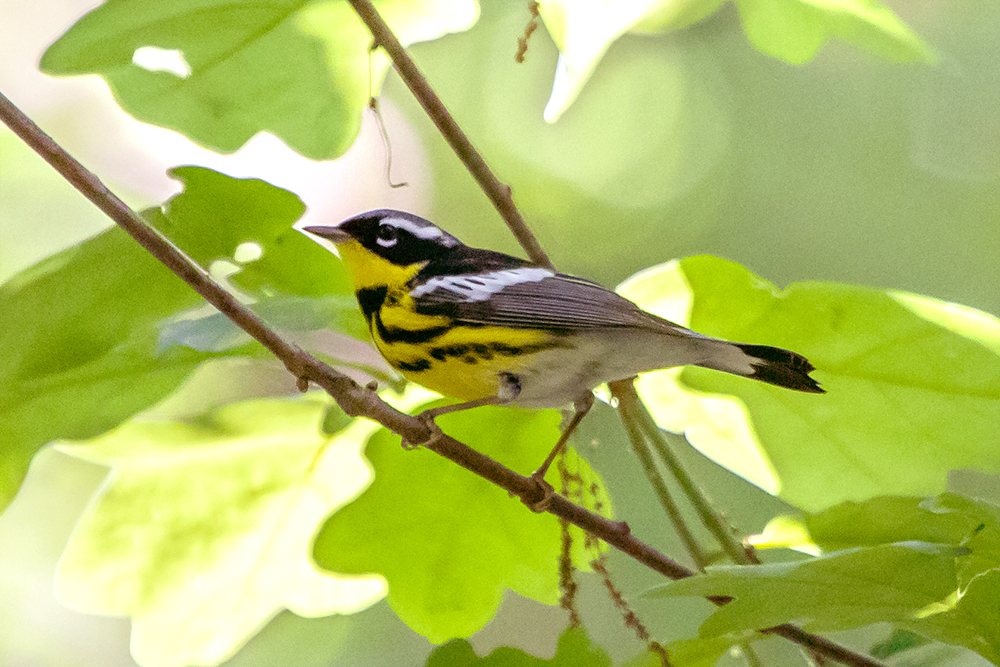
[303,209,823,480]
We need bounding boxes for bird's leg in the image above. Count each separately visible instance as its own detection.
[404,373,522,448]
[524,392,595,511]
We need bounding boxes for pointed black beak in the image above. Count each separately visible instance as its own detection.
[302,225,351,243]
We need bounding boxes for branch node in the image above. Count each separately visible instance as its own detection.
[521,476,556,513]
[401,413,440,450]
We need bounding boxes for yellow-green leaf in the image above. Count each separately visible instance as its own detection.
[313,404,611,643]
[620,256,1000,512]
[41,0,479,159]
[55,395,384,667]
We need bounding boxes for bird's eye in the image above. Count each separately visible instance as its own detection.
[376,224,398,248]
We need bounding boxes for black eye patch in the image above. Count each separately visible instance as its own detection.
[376,224,399,247]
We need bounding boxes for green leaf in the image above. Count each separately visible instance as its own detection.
[754,493,1000,555]
[648,543,963,636]
[536,0,928,122]
[795,494,1000,593]
[910,569,1000,664]
[0,226,206,514]
[322,403,355,435]
[156,166,350,298]
[0,166,357,513]
[621,257,1000,512]
[55,395,386,667]
[620,635,736,667]
[40,0,479,159]
[536,0,724,121]
[869,629,931,658]
[159,295,368,352]
[806,494,1000,558]
[733,0,933,64]
[313,404,611,643]
[655,494,1000,663]
[426,628,611,666]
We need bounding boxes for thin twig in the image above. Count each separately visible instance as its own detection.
[0,91,884,667]
[556,454,582,627]
[612,380,759,565]
[345,0,553,269]
[592,557,672,667]
[515,2,540,64]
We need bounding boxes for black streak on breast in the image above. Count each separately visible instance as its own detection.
[356,286,389,321]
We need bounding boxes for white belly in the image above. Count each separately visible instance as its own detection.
[512,329,705,408]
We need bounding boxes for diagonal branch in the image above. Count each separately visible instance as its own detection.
[0,81,689,581]
[345,0,553,270]
[0,90,883,667]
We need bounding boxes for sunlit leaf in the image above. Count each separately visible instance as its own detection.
[747,514,820,555]
[733,0,933,65]
[621,256,1000,512]
[910,569,1000,664]
[648,543,962,636]
[761,494,1000,589]
[55,395,385,667]
[41,0,479,159]
[314,404,611,642]
[536,0,928,122]
[0,167,359,513]
[536,0,723,121]
[648,505,1000,664]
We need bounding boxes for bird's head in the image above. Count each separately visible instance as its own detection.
[303,209,462,289]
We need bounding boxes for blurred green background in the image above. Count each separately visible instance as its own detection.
[1,0,997,666]
[390,0,999,313]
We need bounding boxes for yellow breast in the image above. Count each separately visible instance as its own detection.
[334,238,564,401]
[374,316,562,400]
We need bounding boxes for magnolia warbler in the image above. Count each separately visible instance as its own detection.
[304,210,822,477]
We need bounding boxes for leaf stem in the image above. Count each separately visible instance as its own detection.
[612,380,759,565]
[613,380,709,570]
[345,0,553,269]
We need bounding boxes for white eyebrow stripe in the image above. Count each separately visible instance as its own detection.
[410,267,554,302]
[383,216,456,244]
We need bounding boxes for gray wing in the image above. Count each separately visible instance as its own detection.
[409,268,826,393]
[411,269,697,335]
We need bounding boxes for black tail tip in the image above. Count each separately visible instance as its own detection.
[738,344,825,394]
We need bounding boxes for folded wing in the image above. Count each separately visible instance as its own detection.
[412,269,694,335]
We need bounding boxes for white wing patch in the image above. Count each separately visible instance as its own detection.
[410,267,554,302]
[383,216,458,246]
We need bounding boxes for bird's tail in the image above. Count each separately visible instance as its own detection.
[697,342,824,393]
